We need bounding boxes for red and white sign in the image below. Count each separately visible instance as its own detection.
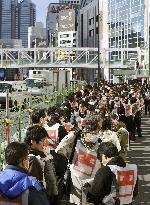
[124,104,132,116]
[47,130,57,142]
[140,98,144,106]
[72,142,98,178]
[108,164,137,205]
[117,170,134,197]
[64,122,73,132]
[114,101,120,109]
[77,118,87,128]
[44,123,59,149]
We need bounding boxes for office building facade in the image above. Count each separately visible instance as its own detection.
[0,0,36,47]
[78,0,148,81]
[19,0,36,47]
[0,0,18,39]
[46,3,58,47]
[28,22,46,48]
[108,0,145,61]
[78,0,109,81]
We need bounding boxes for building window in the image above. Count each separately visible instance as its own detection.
[89,17,94,25]
[89,29,94,37]
[96,15,98,22]
[60,34,70,38]
[96,27,99,34]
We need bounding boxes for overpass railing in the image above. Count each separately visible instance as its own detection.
[0,47,145,69]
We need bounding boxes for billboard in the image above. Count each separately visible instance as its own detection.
[58,9,75,32]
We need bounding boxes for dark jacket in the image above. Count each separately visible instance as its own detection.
[28,148,58,197]
[112,122,129,161]
[0,165,49,205]
[47,120,68,176]
[87,156,138,205]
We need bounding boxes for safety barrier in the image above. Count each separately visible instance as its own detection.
[0,81,82,169]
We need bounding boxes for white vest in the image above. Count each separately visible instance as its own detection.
[71,140,100,180]
[140,98,144,106]
[76,117,87,129]
[44,123,60,149]
[107,164,137,205]
[124,104,132,117]
[114,101,120,109]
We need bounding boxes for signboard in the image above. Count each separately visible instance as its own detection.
[58,9,75,32]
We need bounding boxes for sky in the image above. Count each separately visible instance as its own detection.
[32,0,58,26]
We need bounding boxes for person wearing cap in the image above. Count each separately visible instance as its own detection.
[111,113,129,161]
[55,116,101,205]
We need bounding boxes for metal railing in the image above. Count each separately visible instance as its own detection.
[0,81,81,169]
[0,47,145,69]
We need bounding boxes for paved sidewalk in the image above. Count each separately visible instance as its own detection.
[128,114,150,204]
[61,115,150,205]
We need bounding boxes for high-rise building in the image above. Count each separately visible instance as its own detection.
[0,0,18,39]
[46,3,78,47]
[78,0,149,81]
[0,0,36,47]
[78,0,109,81]
[28,22,46,48]
[0,0,2,38]
[58,8,76,47]
[18,0,36,47]
[108,0,145,61]
[46,3,58,46]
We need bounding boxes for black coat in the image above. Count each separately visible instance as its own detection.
[87,156,138,205]
[28,148,58,197]
[29,188,50,205]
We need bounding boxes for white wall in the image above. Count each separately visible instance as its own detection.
[58,31,76,47]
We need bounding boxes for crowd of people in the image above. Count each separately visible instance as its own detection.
[0,81,150,205]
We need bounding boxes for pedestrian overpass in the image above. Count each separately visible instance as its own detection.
[0,47,146,69]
